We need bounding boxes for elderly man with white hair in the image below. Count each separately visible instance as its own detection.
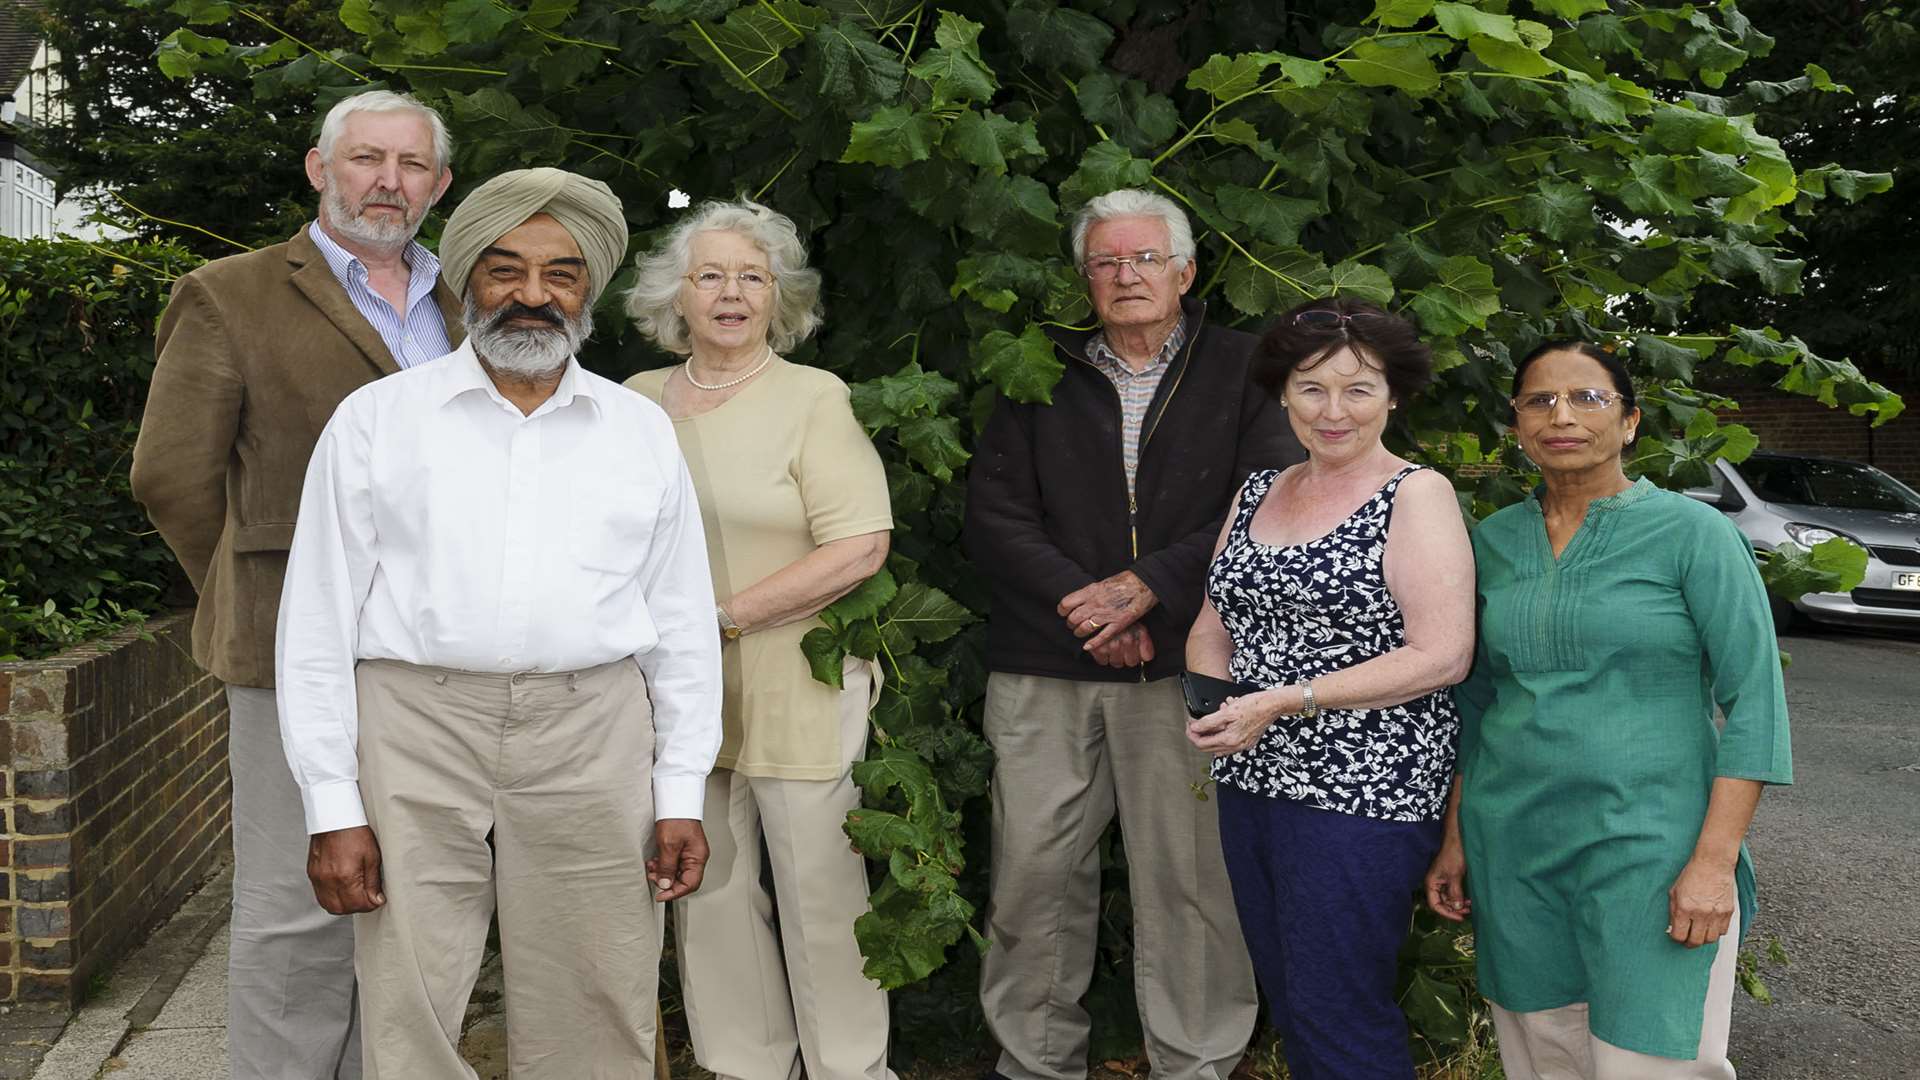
[275,167,721,1078]
[965,188,1303,1080]
[132,88,457,1079]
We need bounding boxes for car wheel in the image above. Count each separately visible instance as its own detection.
[1769,593,1800,633]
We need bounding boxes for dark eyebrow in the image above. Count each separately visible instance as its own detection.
[479,246,586,268]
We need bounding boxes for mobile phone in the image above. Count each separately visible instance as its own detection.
[1181,671,1264,719]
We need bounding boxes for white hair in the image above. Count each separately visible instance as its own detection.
[623,199,823,356]
[1070,188,1196,267]
[316,90,452,174]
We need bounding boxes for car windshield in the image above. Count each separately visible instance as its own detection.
[1736,457,1920,513]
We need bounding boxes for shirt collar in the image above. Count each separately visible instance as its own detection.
[306,221,442,299]
[1086,315,1188,373]
[430,338,601,418]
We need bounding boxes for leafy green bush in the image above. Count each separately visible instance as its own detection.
[0,237,200,659]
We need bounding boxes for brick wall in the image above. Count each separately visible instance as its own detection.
[0,613,230,1004]
[1715,374,1920,488]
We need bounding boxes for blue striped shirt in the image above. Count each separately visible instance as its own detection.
[307,222,453,370]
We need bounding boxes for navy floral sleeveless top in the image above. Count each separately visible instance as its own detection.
[1206,465,1460,822]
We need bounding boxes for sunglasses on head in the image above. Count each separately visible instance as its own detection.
[1293,309,1390,330]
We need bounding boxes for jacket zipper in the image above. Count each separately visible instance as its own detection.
[1071,307,1206,682]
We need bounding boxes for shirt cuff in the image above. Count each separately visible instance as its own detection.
[654,775,707,821]
[301,779,369,835]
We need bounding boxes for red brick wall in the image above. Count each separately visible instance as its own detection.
[1714,374,1920,489]
[0,613,230,1003]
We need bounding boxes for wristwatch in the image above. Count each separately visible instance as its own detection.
[716,604,742,642]
[1299,680,1320,719]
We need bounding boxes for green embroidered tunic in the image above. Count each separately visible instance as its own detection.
[1457,479,1793,1059]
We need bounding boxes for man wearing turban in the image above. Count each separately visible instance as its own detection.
[275,168,722,1077]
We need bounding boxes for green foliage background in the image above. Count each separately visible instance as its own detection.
[92,0,1905,1064]
[0,238,200,658]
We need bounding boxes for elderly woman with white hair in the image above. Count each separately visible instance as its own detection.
[623,199,895,1080]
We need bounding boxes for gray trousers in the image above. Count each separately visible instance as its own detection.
[227,686,361,1080]
[980,673,1259,1080]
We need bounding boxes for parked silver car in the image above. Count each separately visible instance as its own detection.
[1685,451,1920,630]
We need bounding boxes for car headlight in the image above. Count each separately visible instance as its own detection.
[1783,522,1863,548]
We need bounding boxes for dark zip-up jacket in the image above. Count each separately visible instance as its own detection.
[965,297,1304,683]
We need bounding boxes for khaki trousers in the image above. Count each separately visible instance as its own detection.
[352,659,663,1080]
[980,673,1259,1080]
[675,664,896,1080]
[227,686,361,1080]
[1492,905,1740,1080]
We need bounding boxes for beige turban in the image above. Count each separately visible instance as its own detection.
[439,167,628,305]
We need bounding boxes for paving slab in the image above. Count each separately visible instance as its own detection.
[31,870,231,1080]
[98,1029,227,1079]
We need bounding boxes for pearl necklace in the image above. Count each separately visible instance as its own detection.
[683,346,774,391]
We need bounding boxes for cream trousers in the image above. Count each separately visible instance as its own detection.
[351,659,663,1080]
[1492,904,1741,1080]
[674,663,896,1080]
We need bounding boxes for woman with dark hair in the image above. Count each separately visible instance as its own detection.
[1424,340,1792,1079]
[1185,298,1475,1078]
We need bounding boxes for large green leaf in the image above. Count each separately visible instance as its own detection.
[1433,2,1520,43]
[843,105,942,166]
[907,11,996,105]
[1761,539,1869,604]
[973,323,1067,403]
[809,18,907,109]
[1336,39,1443,97]
[1408,255,1501,335]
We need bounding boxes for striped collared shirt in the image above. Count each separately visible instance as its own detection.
[1086,317,1188,499]
[306,222,452,370]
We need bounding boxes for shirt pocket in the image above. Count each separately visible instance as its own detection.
[570,473,664,577]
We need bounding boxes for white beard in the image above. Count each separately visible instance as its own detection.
[464,294,594,378]
[320,173,424,251]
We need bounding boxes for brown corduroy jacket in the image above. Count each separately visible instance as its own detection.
[130,227,464,688]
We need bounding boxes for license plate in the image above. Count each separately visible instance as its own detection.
[1896,572,1920,591]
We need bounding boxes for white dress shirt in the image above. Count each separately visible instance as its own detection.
[276,340,722,835]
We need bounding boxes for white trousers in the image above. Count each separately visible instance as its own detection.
[674,665,896,1080]
[1492,904,1740,1080]
[226,686,361,1080]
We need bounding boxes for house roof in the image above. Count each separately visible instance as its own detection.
[0,0,48,103]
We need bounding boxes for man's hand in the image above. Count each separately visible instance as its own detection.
[308,826,385,915]
[648,818,710,902]
[1058,571,1158,651]
[1087,625,1156,668]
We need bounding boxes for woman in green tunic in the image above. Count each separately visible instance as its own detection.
[1423,341,1792,1079]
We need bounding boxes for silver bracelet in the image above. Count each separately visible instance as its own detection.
[1300,680,1319,718]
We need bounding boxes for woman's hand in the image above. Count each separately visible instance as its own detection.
[1424,832,1471,922]
[1186,689,1291,756]
[1667,857,1737,948]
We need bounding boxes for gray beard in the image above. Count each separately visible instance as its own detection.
[464,295,594,378]
[321,180,422,252]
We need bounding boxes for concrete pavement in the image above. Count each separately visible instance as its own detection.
[1728,627,1920,1079]
[21,866,510,1080]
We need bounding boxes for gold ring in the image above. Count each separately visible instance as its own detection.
[1087,619,1104,629]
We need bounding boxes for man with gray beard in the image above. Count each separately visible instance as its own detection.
[276,168,721,1078]
[131,88,457,1080]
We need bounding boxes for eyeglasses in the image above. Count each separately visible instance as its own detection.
[1511,388,1627,413]
[685,267,775,292]
[1084,251,1177,281]
[1294,309,1391,330]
